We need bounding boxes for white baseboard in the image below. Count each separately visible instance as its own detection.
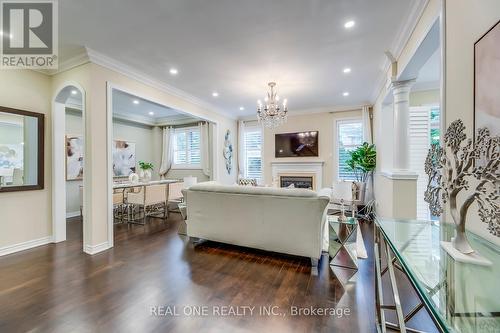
[84,242,111,255]
[66,211,81,218]
[0,236,53,257]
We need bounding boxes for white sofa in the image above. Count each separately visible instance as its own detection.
[182,182,330,265]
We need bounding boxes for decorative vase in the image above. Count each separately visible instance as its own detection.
[138,169,145,180]
[144,169,152,181]
[128,173,139,183]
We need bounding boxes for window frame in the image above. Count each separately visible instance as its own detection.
[171,126,202,170]
[243,124,263,182]
[335,117,363,182]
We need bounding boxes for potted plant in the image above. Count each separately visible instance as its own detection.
[138,161,154,181]
[345,142,376,203]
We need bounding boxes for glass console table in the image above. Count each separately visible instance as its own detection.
[375,218,500,333]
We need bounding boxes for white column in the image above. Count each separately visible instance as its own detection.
[391,80,414,170]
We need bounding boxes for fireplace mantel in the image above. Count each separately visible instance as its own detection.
[271,161,324,190]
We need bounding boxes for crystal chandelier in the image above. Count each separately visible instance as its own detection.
[257,82,288,128]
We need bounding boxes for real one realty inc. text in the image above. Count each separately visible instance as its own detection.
[150,305,351,318]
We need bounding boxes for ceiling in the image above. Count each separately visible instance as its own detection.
[59,0,417,118]
[112,89,200,124]
[413,48,440,91]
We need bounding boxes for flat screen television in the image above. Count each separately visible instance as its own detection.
[275,131,319,157]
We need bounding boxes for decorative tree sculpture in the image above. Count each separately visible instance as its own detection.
[424,119,499,254]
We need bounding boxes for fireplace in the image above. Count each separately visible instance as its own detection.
[271,161,323,190]
[279,174,315,190]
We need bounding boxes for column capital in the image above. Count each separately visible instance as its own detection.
[389,78,416,92]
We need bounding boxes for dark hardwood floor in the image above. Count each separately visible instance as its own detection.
[0,213,376,333]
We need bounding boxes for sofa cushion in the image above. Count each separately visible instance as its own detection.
[189,181,322,198]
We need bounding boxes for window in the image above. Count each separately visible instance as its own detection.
[172,126,201,168]
[337,119,363,180]
[244,126,262,181]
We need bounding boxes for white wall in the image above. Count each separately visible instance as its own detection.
[445,0,500,245]
[372,0,440,219]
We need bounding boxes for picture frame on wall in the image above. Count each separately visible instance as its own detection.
[65,137,137,180]
[474,19,500,137]
[112,139,136,177]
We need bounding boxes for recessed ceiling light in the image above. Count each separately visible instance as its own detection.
[343,92,350,97]
[133,99,140,105]
[239,106,245,111]
[343,67,351,73]
[71,89,78,95]
[148,111,155,116]
[169,68,178,75]
[344,20,355,29]
[212,92,219,97]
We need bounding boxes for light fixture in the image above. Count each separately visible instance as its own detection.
[239,106,245,111]
[148,111,155,116]
[71,89,78,95]
[344,20,355,29]
[257,82,288,128]
[343,92,350,97]
[343,67,351,73]
[133,99,140,105]
[169,68,178,75]
[212,92,219,97]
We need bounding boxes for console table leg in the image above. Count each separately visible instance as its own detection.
[385,242,407,333]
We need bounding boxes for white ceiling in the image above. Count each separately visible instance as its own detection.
[413,47,440,91]
[59,0,416,118]
[112,89,200,124]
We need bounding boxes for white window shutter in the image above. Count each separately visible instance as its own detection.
[409,106,431,220]
[244,127,262,181]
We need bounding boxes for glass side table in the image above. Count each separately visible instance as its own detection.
[328,215,359,270]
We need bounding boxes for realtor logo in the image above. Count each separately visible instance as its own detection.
[1,0,58,69]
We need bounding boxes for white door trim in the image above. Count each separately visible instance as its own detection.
[52,82,89,253]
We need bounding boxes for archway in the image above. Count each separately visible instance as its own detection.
[52,83,89,252]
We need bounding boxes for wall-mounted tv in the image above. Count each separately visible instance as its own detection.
[275,131,319,157]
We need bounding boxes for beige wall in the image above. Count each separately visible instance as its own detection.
[83,63,237,246]
[0,70,52,249]
[65,112,166,214]
[262,110,362,187]
[445,0,500,245]
[1,61,236,252]
[410,89,440,106]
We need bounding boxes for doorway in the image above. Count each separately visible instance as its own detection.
[52,84,88,251]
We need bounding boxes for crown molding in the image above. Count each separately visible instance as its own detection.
[85,48,235,120]
[237,104,369,121]
[370,0,430,103]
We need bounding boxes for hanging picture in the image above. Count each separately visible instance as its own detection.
[474,19,500,136]
[223,129,233,175]
[113,140,136,177]
[66,135,84,180]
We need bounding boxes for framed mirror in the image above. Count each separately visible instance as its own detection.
[0,106,44,192]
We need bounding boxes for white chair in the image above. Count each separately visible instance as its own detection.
[12,168,23,185]
[126,184,168,224]
[328,181,365,215]
[0,168,13,185]
[79,186,84,217]
[167,181,184,213]
[113,189,125,223]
